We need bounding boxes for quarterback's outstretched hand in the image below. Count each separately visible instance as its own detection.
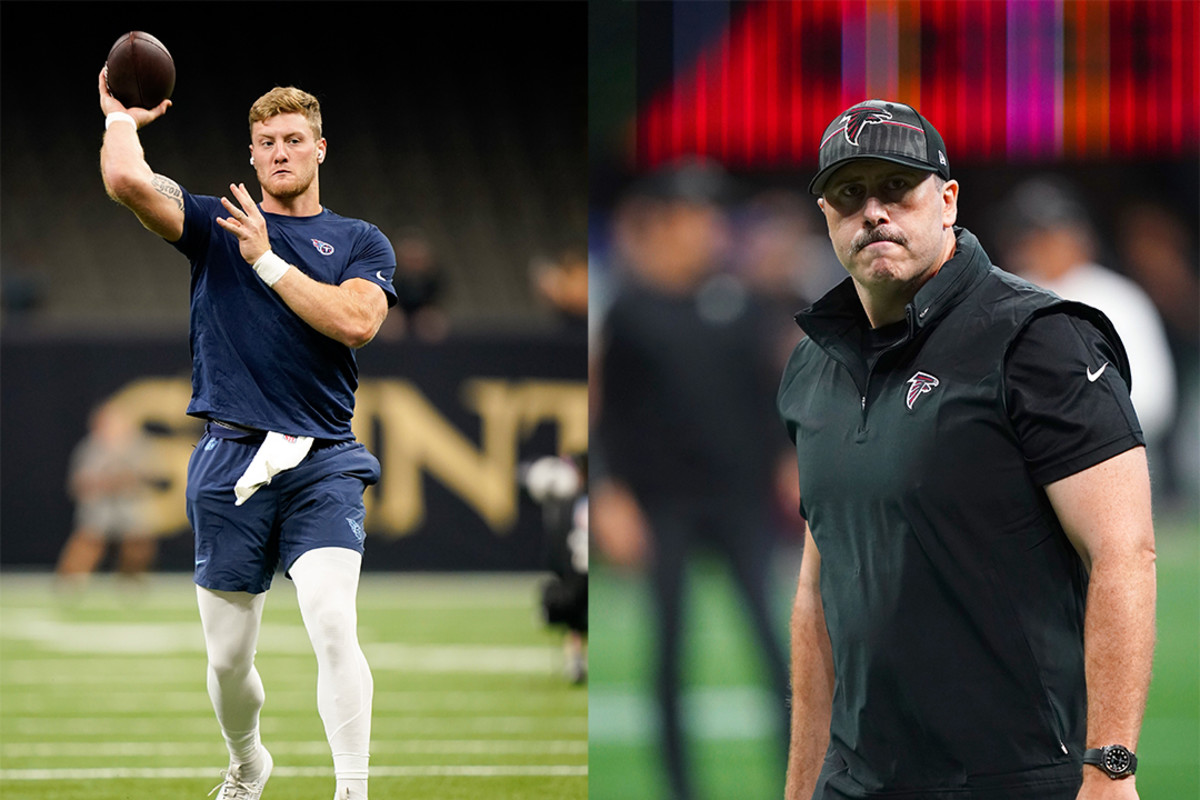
[217,183,272,266]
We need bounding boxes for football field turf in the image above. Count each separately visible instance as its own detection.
[588,516,1199,800]
[0,572,586,800]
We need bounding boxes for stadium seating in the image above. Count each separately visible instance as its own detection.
[0,81,585,332]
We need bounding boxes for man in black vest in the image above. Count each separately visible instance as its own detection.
[778,100,1155,800]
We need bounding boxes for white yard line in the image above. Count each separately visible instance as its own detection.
[1,739,587,758]
[1,608,561,671]
[0,572,545,611]
[3,716,588,737]
[0,765,587,781]
[589,685,778,742]
[0,688,583,714]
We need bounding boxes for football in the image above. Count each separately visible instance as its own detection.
[105,31,175,109]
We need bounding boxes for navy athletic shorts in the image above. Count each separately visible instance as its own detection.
[186,425,381,594]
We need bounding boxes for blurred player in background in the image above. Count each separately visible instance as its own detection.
[522,453,588,684]
[592,158,790,800]
[98,69,397,800]
[55,400,157,591]
[993,176,1177,454]
[531,239,589,342]
[1115,202,1200,509]
[779,100,1156,800]
[376,225,449,341]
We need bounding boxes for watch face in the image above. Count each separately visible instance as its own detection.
[1104,746,1132,774]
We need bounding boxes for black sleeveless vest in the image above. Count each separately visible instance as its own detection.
[777,228,1130,795]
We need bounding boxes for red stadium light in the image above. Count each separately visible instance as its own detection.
[634,0,1200,171]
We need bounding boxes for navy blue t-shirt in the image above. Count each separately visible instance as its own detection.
[170,188,397,439]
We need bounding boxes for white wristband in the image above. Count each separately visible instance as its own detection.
[105,111,137,131]
[252,250,292,287]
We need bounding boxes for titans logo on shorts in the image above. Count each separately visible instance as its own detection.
[187,428,381,594]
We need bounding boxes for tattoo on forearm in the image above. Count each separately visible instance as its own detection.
[152,174,184,211]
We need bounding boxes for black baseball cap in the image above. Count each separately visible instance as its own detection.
[626,156,735,206]
[809,100,950,196]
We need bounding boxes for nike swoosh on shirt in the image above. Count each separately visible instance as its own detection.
[1086,362,1109,382]
[376,271,387,282]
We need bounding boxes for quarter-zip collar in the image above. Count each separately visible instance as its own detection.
[796,226,991,355]
[905,226,990,332]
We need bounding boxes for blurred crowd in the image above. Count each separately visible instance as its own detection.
[354,225,589,344]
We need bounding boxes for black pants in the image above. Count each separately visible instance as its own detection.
[643,495,790,800]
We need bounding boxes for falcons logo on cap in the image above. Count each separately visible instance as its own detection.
[841,106,893,146]
[905,371,940,409]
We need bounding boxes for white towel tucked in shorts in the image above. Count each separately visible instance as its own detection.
[234,432,315,506]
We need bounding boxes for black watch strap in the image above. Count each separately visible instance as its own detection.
[1083,745,1137,779]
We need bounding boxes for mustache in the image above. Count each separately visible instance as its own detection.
[851,228,908,254]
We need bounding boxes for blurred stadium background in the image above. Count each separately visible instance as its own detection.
[589,2,1197,799]
[3,2,1198,800]
[1,2,586,799]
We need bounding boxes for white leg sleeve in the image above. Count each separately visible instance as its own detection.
[196,586,267,769]
[290,547,373,789]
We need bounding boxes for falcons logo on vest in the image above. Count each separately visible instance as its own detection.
[905,371,940,409]
[842,106,893,146]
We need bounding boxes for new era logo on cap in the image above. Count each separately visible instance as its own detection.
[809,99,950,195]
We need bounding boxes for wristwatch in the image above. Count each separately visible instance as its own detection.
[1082,744,1137,779]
